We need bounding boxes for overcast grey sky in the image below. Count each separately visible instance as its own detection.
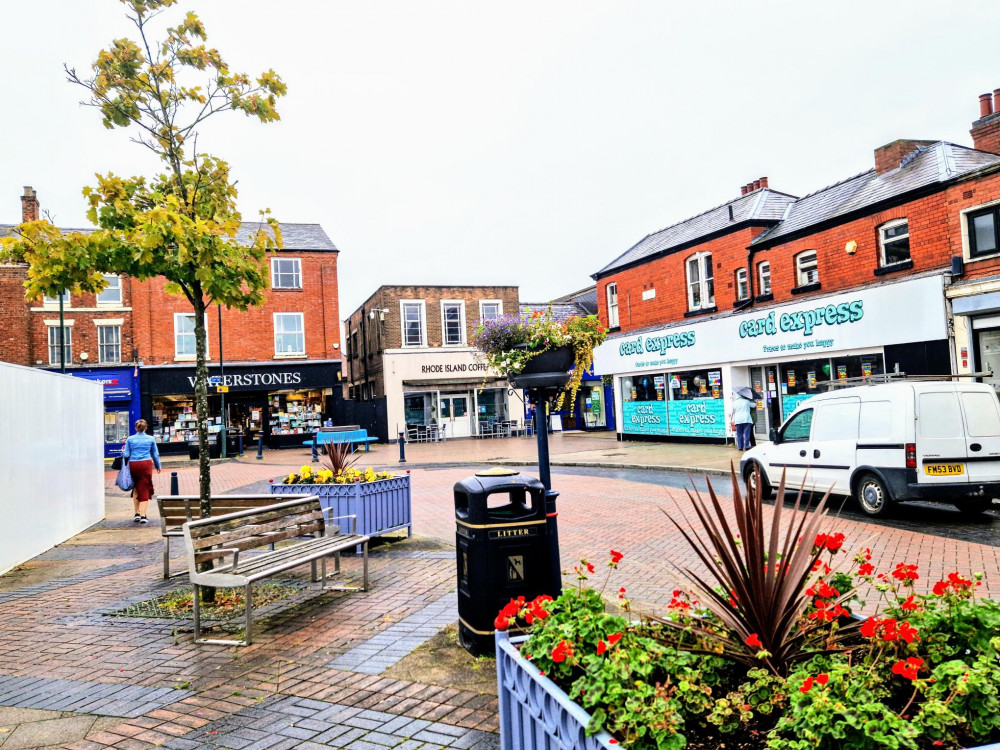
[3,1,1000,316]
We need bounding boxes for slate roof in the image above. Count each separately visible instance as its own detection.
[594,189,798,277]
[0,222,338,252]
[552,285,598,315]
[753,142,1000,245]
[519,302,590,321]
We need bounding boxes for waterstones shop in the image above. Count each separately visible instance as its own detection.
[140,360,342,454]
[592,275,951,442]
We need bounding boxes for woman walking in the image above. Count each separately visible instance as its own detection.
[730,389,757,451]
[123,419,160,524]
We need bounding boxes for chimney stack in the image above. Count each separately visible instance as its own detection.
[972,89,1000,154]
[980,93,994,118]
[759,176,769,189]
[740,185,748,196]
[20,186,38,223]
[752,179,761,191]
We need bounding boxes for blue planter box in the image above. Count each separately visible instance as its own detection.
[496,630,1000,750]
[271,475,412,541]
[496,630,615,750]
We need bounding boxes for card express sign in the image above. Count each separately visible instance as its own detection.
[593,275,946,375]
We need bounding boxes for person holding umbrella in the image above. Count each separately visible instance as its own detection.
[731,386,759,451]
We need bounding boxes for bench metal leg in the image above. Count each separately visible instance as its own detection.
[311,559,319,582]
[244,583,253,646]
[318,548,366,593]
[191,582,252,647]
[163,537,171,580]
[363,542,369,591]
[192,584,201,641]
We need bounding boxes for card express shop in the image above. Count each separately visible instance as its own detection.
[619,331,696,356]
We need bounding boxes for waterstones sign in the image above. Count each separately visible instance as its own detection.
[594,275,947,375]
[145,362,338,395]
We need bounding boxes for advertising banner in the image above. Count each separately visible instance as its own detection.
[622,400,668,435]
[622,398,725,438]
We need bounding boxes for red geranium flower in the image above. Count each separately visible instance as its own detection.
[618,586,627,599]
[609,550,623,564]
[607,632,623,646]
[892,563,919,583]
[900,595,920,612]
[816,673,829,686]
[800,676,814,693]
[745,634,762,649]
[596,640,607,655]
[551,640,574,663]
[891,657,923,681]
[857,562,875,577]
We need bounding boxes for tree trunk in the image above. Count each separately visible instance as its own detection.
[192,294,216,602]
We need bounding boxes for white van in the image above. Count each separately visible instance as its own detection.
[740,381,1000,517]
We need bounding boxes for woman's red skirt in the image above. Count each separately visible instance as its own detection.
[130,459,155,502]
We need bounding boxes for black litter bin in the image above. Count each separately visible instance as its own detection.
[187,439,221,460]
[455,469,560,655]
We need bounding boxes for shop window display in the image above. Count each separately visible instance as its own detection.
[269,391,323,435]
[621,370,724,438]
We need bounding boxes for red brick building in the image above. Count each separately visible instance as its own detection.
[1,188,343,455]
[592,90,1000,442]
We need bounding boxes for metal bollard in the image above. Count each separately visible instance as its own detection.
[256,434,265,460]
[311,431,319,463]
[170,471,179,496]
[398,431,406,463]
[237,432,244,457]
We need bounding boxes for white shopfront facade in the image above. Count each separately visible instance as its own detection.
[382,347,515,439]
[593,275,949,441]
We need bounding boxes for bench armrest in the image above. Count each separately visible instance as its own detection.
[212,547,241,571]
[320,508,357,535]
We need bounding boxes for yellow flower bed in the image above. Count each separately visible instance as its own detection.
[282,464,393,485]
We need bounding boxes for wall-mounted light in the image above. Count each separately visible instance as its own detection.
[79,352,89,361]
[845,240,858,255]
[333,343,340,349]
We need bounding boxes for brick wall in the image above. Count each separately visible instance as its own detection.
[0,265,31,366]
[596,171,1000,333]
[132,252,341,365]
[343,285,519,398]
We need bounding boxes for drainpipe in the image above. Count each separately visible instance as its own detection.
[361,305,370,399]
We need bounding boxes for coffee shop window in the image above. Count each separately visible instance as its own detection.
[441,301,466,346]
[479,300,502,322]
[401,300,426,347]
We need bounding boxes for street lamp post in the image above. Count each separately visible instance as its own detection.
[528,385,562,599]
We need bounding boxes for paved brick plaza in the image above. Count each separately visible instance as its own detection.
[3,441,1000,748]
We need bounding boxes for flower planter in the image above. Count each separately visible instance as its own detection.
[495,630,615,750]
[496,629,1000,750]
[271,475,411,547]
[509,345,575,390]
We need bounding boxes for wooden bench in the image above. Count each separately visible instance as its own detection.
[182,496,369,646]
[302,428,378,452]
[157,495,290,579]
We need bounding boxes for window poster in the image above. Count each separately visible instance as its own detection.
[670,375,681,389]
[681,380,688,395]
[862,361,873,377]
[711,385,720,398]
[837,365,848,380]
[787,371,796,388]
[708,371,721,387]
[699,381,707,395]
[807,371,817,388]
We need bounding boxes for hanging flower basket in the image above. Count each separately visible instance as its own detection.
[508,345,575,390]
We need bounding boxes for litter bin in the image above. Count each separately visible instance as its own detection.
[187,439,221,460]
[455,469,559,655]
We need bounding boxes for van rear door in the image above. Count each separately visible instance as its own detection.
[916,388,969,485]
[957,386,1000,483]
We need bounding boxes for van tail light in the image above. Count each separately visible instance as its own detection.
[905,443,917,469]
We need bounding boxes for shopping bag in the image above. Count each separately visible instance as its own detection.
[111,455,123,471]
[115,460,133,492]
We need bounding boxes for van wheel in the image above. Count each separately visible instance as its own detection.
[855,473,892,518]
[955,498,994,516]
[744,462,773,500]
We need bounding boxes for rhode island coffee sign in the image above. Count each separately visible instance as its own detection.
[144,361,340,394]
[593,275,947,375]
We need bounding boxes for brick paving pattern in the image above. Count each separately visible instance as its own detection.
[328,593,458,675]
[0,675,193,718]
[3,441,999,747]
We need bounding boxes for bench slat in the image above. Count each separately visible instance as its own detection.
[231,535,363,574]
[189,510,324,549]
[192,524,325,565]
[188,503,322,539]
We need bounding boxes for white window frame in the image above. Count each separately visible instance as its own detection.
[46,323,73,365]
[400,300,426,347]
[796,250,819,287]
[440,300,466,346]
[174,313,208,360]
[43,290,70,308]
[606,282,619,328]
[685,251,715,311]
[273,312,306,356]
[96,274,122,306]
[97,324,122,363]
[270,257,302,289]
[735,268,749,301]
[478,299,503,322]
[879,218,910,267]
[757,261,771,296]
[960,198,1000,262]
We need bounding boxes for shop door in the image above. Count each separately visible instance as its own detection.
[440,394,472,438]
[749,367,770,439]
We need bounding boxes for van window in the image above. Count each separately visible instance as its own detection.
[919,392,964,439]
[961,391,1000,437]
[781,409,813,442]
[859,401,893,440]
[813,401,860,442]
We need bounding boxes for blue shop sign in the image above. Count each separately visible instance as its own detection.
[74,368,137,400]
[622,398,725,438]
[69,367,141,458]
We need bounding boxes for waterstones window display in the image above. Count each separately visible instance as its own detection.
[268,391,324,435]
